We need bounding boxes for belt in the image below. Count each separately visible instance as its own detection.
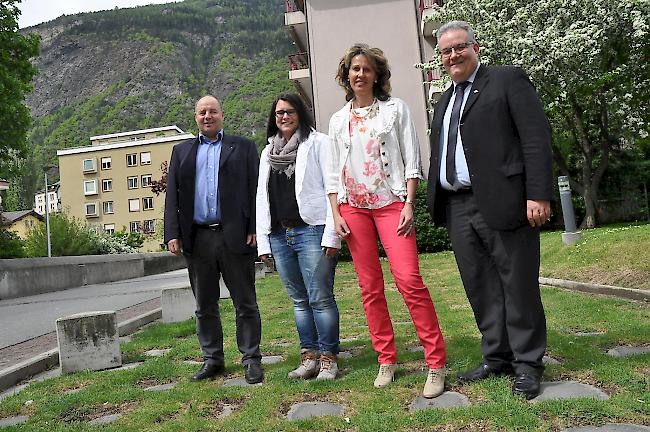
[281,219,306,229]
[196,222,222,230]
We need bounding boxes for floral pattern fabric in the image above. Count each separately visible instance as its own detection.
[343,104,400,209]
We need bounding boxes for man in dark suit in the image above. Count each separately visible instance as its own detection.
[164,95,263,384]
[426,21,553,399]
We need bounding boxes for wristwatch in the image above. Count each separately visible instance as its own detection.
[404,197,414,204]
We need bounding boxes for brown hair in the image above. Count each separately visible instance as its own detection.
[335,43,391,102]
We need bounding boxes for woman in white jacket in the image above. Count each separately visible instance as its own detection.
[256,93,341,380]
[326,44,447,398]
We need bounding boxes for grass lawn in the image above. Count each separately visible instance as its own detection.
[540,222,650,289]
[0,227,648,431]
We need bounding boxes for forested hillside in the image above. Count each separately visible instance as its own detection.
[6,0,293,209]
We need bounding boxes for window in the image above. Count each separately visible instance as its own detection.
[126,153,137,167]
[143,219,155,233]
[85,202,98,217]
[84,179,97,196]
[104,223,115,234]
[102,179,113,192]
[143,196,154,210]
[101,157,112,170]
[127,176,138,189]
[103,201,114,214]
[129,198,140,212]
[82,158,97,173]
[141,174,152,188]
[130,221,141,233]
[140,152,151,165]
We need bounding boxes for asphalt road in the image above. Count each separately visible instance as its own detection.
[0,269,190,349]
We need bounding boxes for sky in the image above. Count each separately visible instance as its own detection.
[17,0,181,28]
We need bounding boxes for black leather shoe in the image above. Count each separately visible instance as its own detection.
[512,372,541,399]
[191,362,225,381]
[457,363,514,384]
[244,362,264,384]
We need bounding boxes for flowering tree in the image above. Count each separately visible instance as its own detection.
[423,0,649,227]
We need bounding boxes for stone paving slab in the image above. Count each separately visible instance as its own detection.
[563,424,650,431]
[339,337,359,343]
[144,382,177,392]
[543,355,562,365]
[0,415,29,427]
[408,346,424,353]
[261,355,283,365]
[572,331,606,337]
[338,351,353,359]
[109,362,143,372]
[89,413,122,425]
[286,402,345,421]
[531,381,609,403]
[217,404,235,419]
[222,377,262,387]
[606,346,650,358]
[145,348,172,357]
[409,391,471,412]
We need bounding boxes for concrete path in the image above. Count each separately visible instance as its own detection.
[0,269,189,350]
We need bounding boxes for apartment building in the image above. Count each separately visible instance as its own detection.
[284,0,445,172]
[34,181,61,215]
[57,126,194,251]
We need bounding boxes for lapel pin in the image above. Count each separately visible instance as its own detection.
[473,89,479,94]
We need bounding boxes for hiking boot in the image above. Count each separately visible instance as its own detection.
[287,349,320,379]
[423,367,446,398]
[316,352,338,380]
[373,363,398,388]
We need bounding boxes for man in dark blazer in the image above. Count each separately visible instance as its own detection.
[426,21,553,399]
[164,95,263,384]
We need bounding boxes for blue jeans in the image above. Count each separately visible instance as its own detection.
[269,224,339,354]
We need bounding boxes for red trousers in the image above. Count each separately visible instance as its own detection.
[340,202,446,368]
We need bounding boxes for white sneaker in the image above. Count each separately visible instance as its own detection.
[287,350,319,379]
[315,352,338,380]
[374,363,398,388]
[423,367,446,398]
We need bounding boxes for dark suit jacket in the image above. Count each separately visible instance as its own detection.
[426,64,553,231]
[164,134,259,255]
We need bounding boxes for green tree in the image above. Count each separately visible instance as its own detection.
[423,0,650,227]
[0,228,25,258]
[24,212,98,257]
[0,0,39,175]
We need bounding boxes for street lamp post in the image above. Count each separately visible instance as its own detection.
[558,176,582,246]
[44,172,52,257]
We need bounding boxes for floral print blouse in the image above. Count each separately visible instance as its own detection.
[343,104,400,209]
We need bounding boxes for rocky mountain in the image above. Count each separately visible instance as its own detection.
[11,0,293,208]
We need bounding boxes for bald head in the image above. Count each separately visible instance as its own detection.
[194,95,224,140]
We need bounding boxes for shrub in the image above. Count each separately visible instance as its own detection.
[0,228,25,258]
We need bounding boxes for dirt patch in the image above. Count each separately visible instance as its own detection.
[571,265,649,290]
[205,397,248,419]
[60,401,137,422]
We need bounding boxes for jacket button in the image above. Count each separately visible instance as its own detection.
[384,163,388,166]
[381,142,385,145]
[381,152,385,155]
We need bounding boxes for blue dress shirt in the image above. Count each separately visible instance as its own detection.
[193,131,223,224]
[439,63,481,191]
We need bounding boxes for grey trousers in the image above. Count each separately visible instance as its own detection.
[185,227,262,366]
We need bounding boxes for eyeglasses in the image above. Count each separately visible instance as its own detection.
[439,42,474,57]
[275,109,297,118]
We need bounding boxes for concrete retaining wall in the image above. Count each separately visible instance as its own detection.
[0,253,186,300]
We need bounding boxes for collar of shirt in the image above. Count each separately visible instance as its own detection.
[199,130,224,145]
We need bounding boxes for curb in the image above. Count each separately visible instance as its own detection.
[0,308,162,392]
[539,277,650,302]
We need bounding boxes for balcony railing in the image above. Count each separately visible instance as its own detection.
[288,52,309,70]
[419,0,443,17]
[285,0,304,13]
